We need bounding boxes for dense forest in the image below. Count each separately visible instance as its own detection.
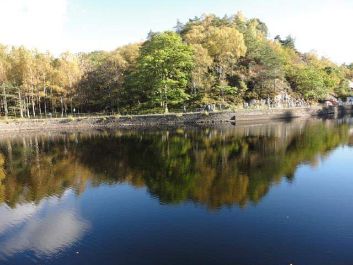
[0,12,353,117]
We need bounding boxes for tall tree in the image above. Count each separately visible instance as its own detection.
[0,45,9,116]
[189,44,213,103]
[135,32,194,113]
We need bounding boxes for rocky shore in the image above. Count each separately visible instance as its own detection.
[0,106,351,133]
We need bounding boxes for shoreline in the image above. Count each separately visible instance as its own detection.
[0,106,350,134]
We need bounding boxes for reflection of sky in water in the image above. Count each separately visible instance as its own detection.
[0,190,90,259]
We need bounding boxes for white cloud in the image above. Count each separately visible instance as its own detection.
[0,203,39,234]
[0,190,90,259]
[0,209,89,257]
[0,0,68,54]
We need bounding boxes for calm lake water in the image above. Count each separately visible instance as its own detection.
[0,119,353,265]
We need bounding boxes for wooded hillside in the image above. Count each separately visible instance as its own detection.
[0,12,352,117]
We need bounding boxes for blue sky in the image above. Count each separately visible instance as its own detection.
[0,0,352,63]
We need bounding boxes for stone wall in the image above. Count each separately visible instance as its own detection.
[111,107,321,127]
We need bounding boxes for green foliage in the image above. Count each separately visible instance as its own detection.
[288,66,329,100]
[134,32,194,111]
[275,35,296,50]
[335,79,352,98]
[0,12,351,116]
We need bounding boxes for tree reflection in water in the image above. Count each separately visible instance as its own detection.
[0,119,351,210]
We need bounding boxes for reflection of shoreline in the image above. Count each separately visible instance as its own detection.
[0,119,350,210]
[0,117,332,141]
[0,117,351,141]
[0,190,89,260]
[0,108,322,134]
[0,105,352,134]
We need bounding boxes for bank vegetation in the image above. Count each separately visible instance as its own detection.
[0,12,352,117]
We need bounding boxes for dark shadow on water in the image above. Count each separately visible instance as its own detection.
[282,111,295,123]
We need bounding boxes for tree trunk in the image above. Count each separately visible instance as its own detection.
[2,84,8,117]
[31,89,36,117]
[50,88,54,114]
[61,96,64,117]
[44,98,47,116]
[18,88,24,118]
[23,98,27,117]
[38,96,42,116]
[44,86,47,116]
[26,97,30,118]
[164,84,168,113]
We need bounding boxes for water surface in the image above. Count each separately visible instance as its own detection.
[0,119,353,265]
